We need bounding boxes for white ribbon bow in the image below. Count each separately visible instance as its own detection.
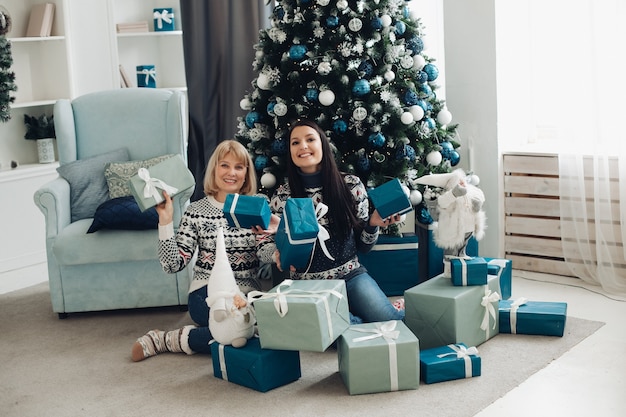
[137,68,157,85]
[437,344,479,378]
[480,287,501,336]
[137,167,179,204]
[351,321,401,391]
[313,202,335,261]
[507,297,528,334]
[153,9,173,29]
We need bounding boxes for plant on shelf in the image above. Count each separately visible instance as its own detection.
[24,113,56,163]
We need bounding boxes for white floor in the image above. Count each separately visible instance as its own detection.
[1,264,625,416]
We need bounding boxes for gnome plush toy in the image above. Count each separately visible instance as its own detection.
[205,227,255,348]
[417,168,486,259]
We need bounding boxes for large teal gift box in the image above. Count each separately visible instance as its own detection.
[338,320,420,395]
[485,257,512,300]
[499,298,567,336]
[404,274,501,350]
[450,257,488,286]
[357,233,419,296]
[129,155,195,212]
[211,338,301,392]
[153,8,175,31]
[136,65,156,88]
[249,279,350,352]
[420,343,481,384]
[223,193,271,230]
[275,198,320,270]
[368,178,413,219]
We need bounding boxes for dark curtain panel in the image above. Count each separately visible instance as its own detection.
[180,0,271,201]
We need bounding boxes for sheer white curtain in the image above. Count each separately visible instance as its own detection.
[537,0,626,295]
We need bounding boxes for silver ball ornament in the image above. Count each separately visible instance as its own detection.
[426,150,443,166]
[410,189,423,206]
[260,172,277,188]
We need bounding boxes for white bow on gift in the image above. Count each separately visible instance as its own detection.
[313,202,335,261]
[153,9,173,29]
[507,297,528,334]
[137,68,157,85]
[137,167,179,204]
[437,344,479,378]
[480,288,501,336]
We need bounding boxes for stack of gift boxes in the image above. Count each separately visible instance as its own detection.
[195,178,568,394]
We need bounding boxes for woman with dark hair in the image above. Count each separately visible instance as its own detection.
[270,119,405,324]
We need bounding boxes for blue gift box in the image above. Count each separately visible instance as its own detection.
[136,65,156,88]
[211,337,301,392]
[422,225,478,280]
[485,257,512,300]
[420,343,481,384]
[499,298,567,337]
[368,178,413,219]
[275,198,319,270]
[357,233,419,296]
[153,8,175,31]
[223,194,271,230]
[450,257,488,286]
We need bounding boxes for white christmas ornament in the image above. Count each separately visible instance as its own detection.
[337,0,348,10]
[257,73,271,90]
[400,112,414,125]
[468,174,480,186]
[426,150,443,166]
[348,18,363,32]
[384,70,395,82]
[437,109,453,125]
[318,62,332,75]
[352,107,367,121]
[260,172,277,188]
[273,102,288,116]
[255,50,264,60]
[318,90,336,106]
[409,105,424,121]
[400,55,414,69]
[239,98,252,111]
[413,55,426,70]
[380,15,392,27]
[317,0,330,6]
[410,189,423,206]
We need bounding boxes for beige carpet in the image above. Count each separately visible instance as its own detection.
[0,282,604,417]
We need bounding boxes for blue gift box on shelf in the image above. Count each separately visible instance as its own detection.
[420,343,481,384]
[450,257,488,286]
[357,233,419,296]
[249,279,350,352]
[211,337,301,392]
[338,320,420,395]
[485,257,512,300]
[499,298,567,337]
[368,178,413,219]
[136,65,156,88]
[223,194,271,230]
[275,198,319,270]
[153,8,175,31]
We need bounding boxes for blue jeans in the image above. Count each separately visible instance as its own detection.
[186,286,212,354]
[345,272,405,324]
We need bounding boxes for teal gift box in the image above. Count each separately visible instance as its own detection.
[249,279,350,352]
[275,198,319,270]
[136,65,156,88]
[153,8,175,31]
[404,274,500,350]
[211,338,301,392]
[450,257,488,286]
[129,155,195,212]
[338,320,420,395]
[499,298,567,337]
[357,233,419,296]
[223,194,271,230]
[420,343,481,384]
[368,178,413,219]
[485,257,512,300]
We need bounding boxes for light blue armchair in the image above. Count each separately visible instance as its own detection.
[34,89,193,318]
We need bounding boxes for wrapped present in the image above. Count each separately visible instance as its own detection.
[419,224,479,281]
[338,320,419,395]
[404,274,500,350]
[136,65,156,88]
[153,8,175,31]
[368,178,413,219]
[450,257,488,286]
[223,193,271,230]
[485,257,512,300]
[499,298,567,337]
[211,338,301,392]
[129,155,195,212]
[248,279,350,352]
[357,233,419,296]
[420,343,481,384]
[275,198,323,270]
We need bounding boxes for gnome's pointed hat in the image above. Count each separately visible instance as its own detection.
[206,227,239,307]
[415,169,465,189]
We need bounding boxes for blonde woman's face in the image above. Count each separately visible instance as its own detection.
[289,125,323,174]
[215,152,247,201]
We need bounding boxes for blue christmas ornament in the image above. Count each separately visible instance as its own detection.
[449,150,461,166]
[305,88,319,101]
[403,6,410,19]
[424,117,436,130]
[368,132,386,147]
[395,21,406,35]
[418,206,434,225]
[423,63,439,81]
[357,154,371,172]
[403,89,419,105]
[332,119,348,134]
[416,99,429,112]
[358,61,374,77]
[406,35,424,55]
[396,144,416,161]
[266,101,276,116]
[440,141,454,158]
[274,6,285,20]
[288,44,307,61]
[416,70,428,84]
[371,17,382,30]
[326,15,339,28]
[245,111,261,128]
[254,155,268,171]
[352,79,371,96]
[419,83,433,97]
[272,138,288,155]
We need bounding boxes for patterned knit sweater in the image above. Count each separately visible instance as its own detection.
[158,195,275,294]
[269,172,379,281]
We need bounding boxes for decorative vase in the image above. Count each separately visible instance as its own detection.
[0,5,11,36]
[37,138,55,163]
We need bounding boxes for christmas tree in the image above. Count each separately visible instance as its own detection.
[0,35,17,123]
[236,0,461,217]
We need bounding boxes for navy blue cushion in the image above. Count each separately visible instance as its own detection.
[87,196,158,233]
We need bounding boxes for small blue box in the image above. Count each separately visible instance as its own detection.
[368,178,413,219]
[136,65,156,88]
[499,299,567,337]
[153,8,175,31]
[275,198,319,270]
[223,194,271,230]
[485,257,512,300]
[211,337,301,392]
[450,257,488,286]
[420,343,481,384]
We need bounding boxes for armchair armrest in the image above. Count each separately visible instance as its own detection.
[33,177,72,239]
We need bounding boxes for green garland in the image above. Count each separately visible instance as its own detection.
[0,35,17,123]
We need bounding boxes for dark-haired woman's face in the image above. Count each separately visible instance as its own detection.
[289,125,323,174]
